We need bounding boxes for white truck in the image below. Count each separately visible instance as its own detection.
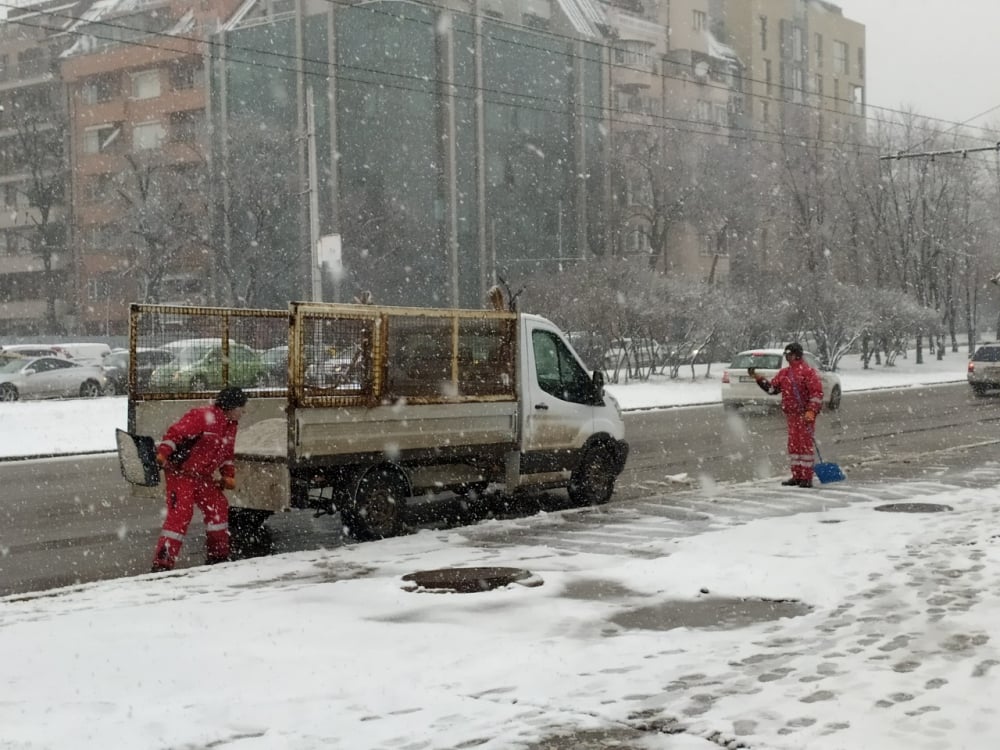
[124,300,628,543]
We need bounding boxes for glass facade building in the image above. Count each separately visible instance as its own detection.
[211,0,606,308]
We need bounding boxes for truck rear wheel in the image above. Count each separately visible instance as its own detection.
[229,507,273,559]
[568,445,617,506]
[342,466,408,541]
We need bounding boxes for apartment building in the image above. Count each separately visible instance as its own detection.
[604,0,740,280]
[0,0,90,336]
[719,0,865,141]
[61,0,241,335]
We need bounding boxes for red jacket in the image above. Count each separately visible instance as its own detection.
[156,404,238,481]
[761,358,823,416]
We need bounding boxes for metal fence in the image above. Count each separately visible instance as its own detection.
[130,302,519,407]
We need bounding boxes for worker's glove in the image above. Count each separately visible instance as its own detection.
[804,410,816,423]
[217,476,236,491]
[155,453,167,469]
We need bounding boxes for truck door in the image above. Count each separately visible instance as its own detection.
[522,324,596,460]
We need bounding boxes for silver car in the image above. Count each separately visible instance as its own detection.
[0,356,108,401]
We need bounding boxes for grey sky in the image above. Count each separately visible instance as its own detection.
[834,0,1000,132]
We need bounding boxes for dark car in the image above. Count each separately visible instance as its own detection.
[102,347,175,395]
[968,343,1000,396]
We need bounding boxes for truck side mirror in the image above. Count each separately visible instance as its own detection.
[591,369,605,401]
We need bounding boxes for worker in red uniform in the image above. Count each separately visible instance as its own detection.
[150,386,248,572]
[750,342,824,488]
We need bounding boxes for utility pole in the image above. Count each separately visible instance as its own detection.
[306,86,322,302]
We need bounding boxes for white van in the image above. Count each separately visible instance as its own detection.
[51,342,113,366]
[0,344,69,359]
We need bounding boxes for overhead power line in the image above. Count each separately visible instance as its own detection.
[880,143,1000,162]
[0,0,985,158]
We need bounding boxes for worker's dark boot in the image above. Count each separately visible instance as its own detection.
[798,479,815,488]
[781,478,799,486]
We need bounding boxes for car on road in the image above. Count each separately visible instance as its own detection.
[0,356,108,401]
[304,347,359,388]
[148,339,266,392]
[101,347,175,395]
[720,348,842,411]
[967,342,1000,396]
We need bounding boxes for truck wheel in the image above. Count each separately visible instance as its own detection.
[229,507,273,559]
[568,445,617,506]
[343,466,408,541]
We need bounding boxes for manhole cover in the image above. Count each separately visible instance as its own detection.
[874,503,953,513]
[610,597,811,632]
[401,566,542,593]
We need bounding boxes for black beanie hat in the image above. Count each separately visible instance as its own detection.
[784,342,804,357]
[214,386,248,410]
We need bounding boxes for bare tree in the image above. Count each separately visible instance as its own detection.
[110,150,209,304]
[7,95,67,333]
[214,123,300,308]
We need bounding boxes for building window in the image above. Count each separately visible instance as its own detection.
[170,110,204,144]
[82,123,122,154]
[813,74,823,99]
[857,46,865,79]
[792,68,804,103]
[133,121,166,150]
[0,55,8,83]
[613,40,653,69]
[792,26,803,62]
[86,273,113,298]
[80,76,116,105]
[761,99,769,122]
[131,70,160,100]
[4,183,17,208]
[697,100,712,122]
[759,15,767,50]
[850,84,864,115]
[624,228,650,255]
[814,33,823,68]
[169,62,203,90]
[833,41,848,74]
[693,10,707,31]
[17,48,46,78]
[84,174,115,203]
[764,59,772,94]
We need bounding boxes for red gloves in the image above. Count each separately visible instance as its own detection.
[804,410,816,423]
[155,453,167,468]
[217,476,236,491]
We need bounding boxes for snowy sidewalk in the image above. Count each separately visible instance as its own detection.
[2,467,1000,749]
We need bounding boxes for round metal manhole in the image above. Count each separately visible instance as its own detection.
[874,503,953,514]
[401,566,543,593]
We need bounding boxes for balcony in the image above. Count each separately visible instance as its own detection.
[0,252,71,274]
[0,298,69,321]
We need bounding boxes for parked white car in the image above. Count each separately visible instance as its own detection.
[0,356,108,401]
[720,348,842,411]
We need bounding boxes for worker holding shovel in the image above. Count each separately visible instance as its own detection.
[749,342,824,488]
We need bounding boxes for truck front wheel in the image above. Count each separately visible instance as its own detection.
[342,466,408,541]
[568,445,617,506]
